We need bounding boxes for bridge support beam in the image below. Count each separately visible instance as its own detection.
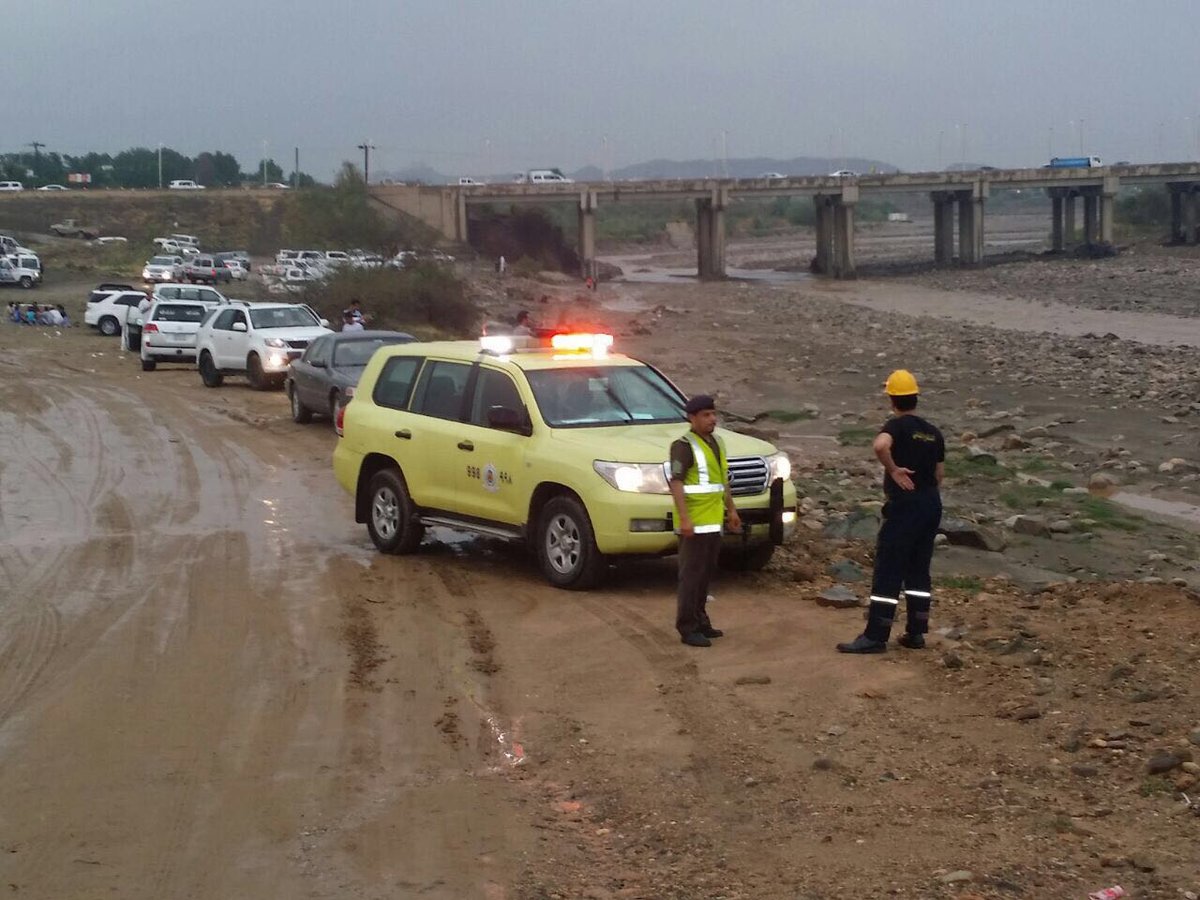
[931,192,955,264]
[695,189,728,278]
[812,196,834,274]
[1051,192,1065,252]
[1100,176,1119,245]
[578,190,597,278]
[832,194,857,278]
[1183,189,1199,245]
[958,188,986,265]
[1082,192,1098,244]
[1064,193,1077,246]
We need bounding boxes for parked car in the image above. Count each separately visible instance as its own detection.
[760,172,786,179]
[457,177,486,186]
[829,169,859,178]
[5,252,42,288]
[170,233,200,247]
[195,302,332,390]
[213,250,250,271]
[266,182,290,189]
[153,283,229,305]
[36,184,68,191]
[167,180,204,190]
[0,181,24,192]
[84,289,148,336]
[142,255,185,283]
[286,330,416,424]
[91,236,129,245]
[184,255,232,285]
[222,258,249,280]
[137,299,213,371]
[50,218,99,239]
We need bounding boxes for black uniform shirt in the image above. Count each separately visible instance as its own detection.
[669,432,723,482]
[880,414,945,498]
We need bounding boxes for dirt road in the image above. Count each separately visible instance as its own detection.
[2,271,1198,898]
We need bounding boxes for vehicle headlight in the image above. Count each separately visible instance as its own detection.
[263,337,287,348]
[767,451,792,482]
[593,460,671,494]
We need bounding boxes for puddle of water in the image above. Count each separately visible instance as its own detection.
[1109,491,1200,530]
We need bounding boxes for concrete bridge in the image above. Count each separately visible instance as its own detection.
[371,163,1200,278]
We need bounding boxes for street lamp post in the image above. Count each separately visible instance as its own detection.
[157,142,163,189]
[262,139,268,187]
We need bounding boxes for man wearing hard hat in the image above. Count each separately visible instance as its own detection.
[838,370,945,654]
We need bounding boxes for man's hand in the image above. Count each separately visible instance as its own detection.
[678,517,695,537]
[889,466,917,491]
[726,508,742,534]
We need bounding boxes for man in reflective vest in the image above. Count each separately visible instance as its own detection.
[838,369,945,654]
[669,394,742,647]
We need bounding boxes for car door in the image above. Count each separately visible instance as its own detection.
[295,335,331,408]
[224,308,250,368]
[451,365,532,525]
[406,359,473,513]
[369,352,425,494]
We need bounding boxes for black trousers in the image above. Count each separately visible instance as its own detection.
[676,532,721,637]
[865,490,942,641]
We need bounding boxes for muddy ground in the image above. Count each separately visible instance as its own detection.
[1,219,1198,899]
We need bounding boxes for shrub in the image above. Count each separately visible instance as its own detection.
[300,263,477,337]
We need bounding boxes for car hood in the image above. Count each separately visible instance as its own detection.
[259,326,332,341]
[545,422,777,462]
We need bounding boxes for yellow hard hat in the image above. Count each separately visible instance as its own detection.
[885,369,919,396]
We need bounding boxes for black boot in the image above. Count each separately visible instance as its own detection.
[898,590,931,649]
[836,598,897,653]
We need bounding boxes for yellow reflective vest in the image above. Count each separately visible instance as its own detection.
[681,433,727,534]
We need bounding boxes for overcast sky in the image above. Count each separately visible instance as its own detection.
[7,0,1200,179]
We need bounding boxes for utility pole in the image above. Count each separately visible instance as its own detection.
[294,147,299,189]
[357,141,375,184]
[262,139,268,187]
[28,141,45,179]
[158,143,163,189]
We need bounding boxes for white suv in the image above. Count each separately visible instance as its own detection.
[139,299,211,371]
[195,302,331,390]
[142,255,185,283]
[85,289,148,336]
[153,283,228,305]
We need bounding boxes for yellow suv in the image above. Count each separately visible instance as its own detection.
[333,334,797,588]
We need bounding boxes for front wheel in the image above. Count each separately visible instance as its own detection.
[537,496,605,589]
[365,469,424,554]
[199,351,223,387]
[288,382,312,423]
[18,276,32,289]
[246,353,269,390]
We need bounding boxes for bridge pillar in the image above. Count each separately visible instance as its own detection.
[832,196,857,278]
[695,189,727,278]
[812,196,834,275]
[455,190,468,243]
[958,188,986,265]
[1050,191,1065,252]
[931,192,955,264]
[578,191,597,278]
[1183,188,1199,245]
[1100,177,1119,245]
[1082,193,1098,244]
[1064,193,1077,246]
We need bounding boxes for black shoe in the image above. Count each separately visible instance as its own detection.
[897,633,926,649]
[681,632,712,647]
[702,627,724,638]
[836,634,887,654]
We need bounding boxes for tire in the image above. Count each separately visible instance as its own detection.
[246,353,269,390]
[720,542,776,572]
[141,358,157,372]
[98,316,120,337]
[199,351,223,387]
[18,276,32,289]
[365,469,424,554]
[289,382,312,423]
[537,495,605,589]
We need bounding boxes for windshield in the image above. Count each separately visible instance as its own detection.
[249,306,319,329]
[333,337,412,367]
[150,256,176,265]
[526,364,685,427]
[152,304,207,322]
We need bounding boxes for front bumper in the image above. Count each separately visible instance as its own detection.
[588,478,798,555]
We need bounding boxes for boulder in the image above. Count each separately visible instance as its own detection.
[1005,515,1052,538]
[939,517,1006,552]
[816,586,862,609]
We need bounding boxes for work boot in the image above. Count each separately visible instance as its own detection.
[702,626,724,639]
[897,632,926,650]
[836,633,887,654]
[903,590,932,639]
[681,632,712,648]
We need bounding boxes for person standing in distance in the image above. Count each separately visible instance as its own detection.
[838,370,945,654]
[669,395,742,648]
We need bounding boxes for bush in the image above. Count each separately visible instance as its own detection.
[283,163,424,251]
[1117,187,1170,227]
[300,263,478,337]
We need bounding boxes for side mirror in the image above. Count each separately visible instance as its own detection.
[487,405,530,435]
[319,318,330,328]
[232,321,248,332]
[310,358,326,368]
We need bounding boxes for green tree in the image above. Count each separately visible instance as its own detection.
[252,158,286,184]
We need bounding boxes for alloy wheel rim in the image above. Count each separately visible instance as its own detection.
[372,487,399,540]
[546,514,581,574]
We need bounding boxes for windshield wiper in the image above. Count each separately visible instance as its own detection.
[600,382,634,422]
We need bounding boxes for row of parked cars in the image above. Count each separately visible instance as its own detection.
[0,234,42,289]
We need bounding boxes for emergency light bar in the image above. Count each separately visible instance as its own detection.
[549,333,614,355]
[478,332,614,357]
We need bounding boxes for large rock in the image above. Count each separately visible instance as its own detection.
[817,586,862,609]
[827,559,866,583]
[1004,515,1052,538]
[1089,472,1119,493]
[823,508,880,542]
[939,517,1007,552]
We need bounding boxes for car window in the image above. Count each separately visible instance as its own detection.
[118,294,144,306]
[470,368,524,428]
[410,360,471,421]
[249,306,318,329]
[199,289,220,303]
[152,304,207,322]
[525,364,686,428]
[305,336,331,365]
[212,308,237,330]
[372,357,423,410]
[333,337,412,367]
[230,310,247,328]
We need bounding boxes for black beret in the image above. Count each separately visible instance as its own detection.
[685,394,716,415]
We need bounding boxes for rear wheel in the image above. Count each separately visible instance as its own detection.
[141,358,157,372]
[537,495,605,589]
[98,316,120,336]
[289,382,313,423]
[365,469,424,554]
[199,351,223,387]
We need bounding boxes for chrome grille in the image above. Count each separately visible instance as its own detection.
[727,455,769,496]
[286,339,310,349]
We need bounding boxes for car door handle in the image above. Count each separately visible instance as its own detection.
[394,429,411,440]
[457,440,474,451]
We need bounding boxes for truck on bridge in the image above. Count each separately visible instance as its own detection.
[1048,156,1103,168]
